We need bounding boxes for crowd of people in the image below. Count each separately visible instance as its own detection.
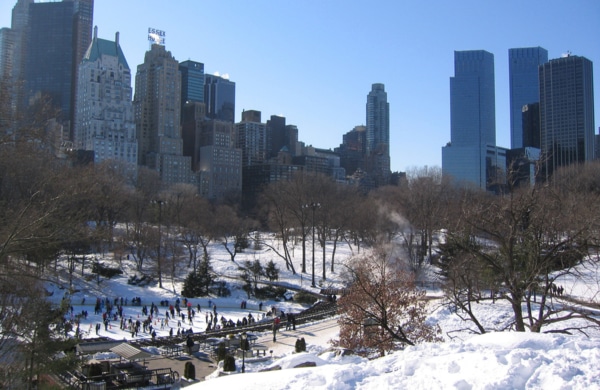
[61,294,300,343]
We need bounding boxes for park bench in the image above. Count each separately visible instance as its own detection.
[252,343,268,357]
[160,344,182,357]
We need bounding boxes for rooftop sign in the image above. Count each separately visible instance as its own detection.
[148,27,166,46]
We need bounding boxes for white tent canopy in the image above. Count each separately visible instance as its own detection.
[109,343,152,361]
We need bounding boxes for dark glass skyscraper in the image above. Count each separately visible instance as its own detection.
[24,0,93,137]
[179,60,204,107]
[266,114,286,158]
[521,103,540,149]
[539,55,595,177]
[509,47,548,149]
[204,74,235,123]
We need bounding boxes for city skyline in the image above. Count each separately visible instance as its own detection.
[1,0,598,172]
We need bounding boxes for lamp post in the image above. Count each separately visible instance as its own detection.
[152,199,165,288]
[95,256,99,285]
[240,332,247,373]
[303,202,320,288]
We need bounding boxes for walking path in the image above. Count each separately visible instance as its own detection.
[142,317,340,386]
[252,317,340,358]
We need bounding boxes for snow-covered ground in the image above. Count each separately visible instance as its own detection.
[47,235,600,389]
[191,331,600,389]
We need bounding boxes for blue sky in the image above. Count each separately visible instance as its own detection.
[2,0,599,172]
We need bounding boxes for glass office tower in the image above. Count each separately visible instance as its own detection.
[509,47,548,149]
[24,0,93,136]
[443,50,500,189]
[539,55,595,177]
[204,74,235,123]
[179,60,205,106]
[450,50,496,148]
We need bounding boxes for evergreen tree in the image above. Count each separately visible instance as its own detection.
[265,260,280,282]
[182,256,214,297]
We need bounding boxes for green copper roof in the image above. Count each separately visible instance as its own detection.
[83,36,129,70]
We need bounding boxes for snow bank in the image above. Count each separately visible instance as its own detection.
[189,332,600,389]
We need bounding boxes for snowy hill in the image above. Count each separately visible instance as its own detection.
[47,234,600,389]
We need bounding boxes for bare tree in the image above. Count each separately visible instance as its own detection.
[381,167,451,273]
[328,187,357,273]
[121,167,160,271]
[179,195,214,272]
[258,172,335,275]
[336,247,443,357]
[258,181,298,274]
[0,114,89,385]
[213,205,258,262]
[346,194,380,252]
[80,161,131,251]
[442,173,600,334]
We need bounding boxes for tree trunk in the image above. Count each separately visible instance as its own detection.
[510,293,525,331]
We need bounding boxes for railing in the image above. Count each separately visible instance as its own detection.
[57,367,177,390]
[132,299,338,349]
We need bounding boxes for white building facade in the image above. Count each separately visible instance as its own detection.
[74,27,138,173]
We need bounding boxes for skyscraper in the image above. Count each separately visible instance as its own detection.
[179,60,204,108]
[9,0,32,90]
[134,43,194,187]
[521,103,540,149]
[539,55,595,177]
[23,0,93,137]
[0,28,15,82]
[509,47,548,149]
[266,115,287,159]
[365,83,390,185]
[179,60,241,200]
[336,125,366,177]
[204,74,235,123]
[197,119,242,200]
[443,50,505,190]
[0,1,32,136]
[0,28,16,134]
[236,110,267,167]
[74,27,137,173]
[451,51,496,147]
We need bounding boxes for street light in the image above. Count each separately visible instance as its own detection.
[303,202,320,288]
[152,199,166,289]
[240,332,248,373]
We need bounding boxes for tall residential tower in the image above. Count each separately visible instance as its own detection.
[365,83,390,186]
